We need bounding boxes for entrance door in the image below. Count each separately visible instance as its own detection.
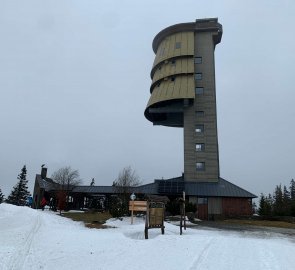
[197,197,208,220]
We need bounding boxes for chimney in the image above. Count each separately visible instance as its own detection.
[41,167,47,179]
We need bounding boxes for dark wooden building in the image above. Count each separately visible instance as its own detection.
[33,168,255,220]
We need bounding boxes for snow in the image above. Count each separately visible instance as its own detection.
[1,203,295,270]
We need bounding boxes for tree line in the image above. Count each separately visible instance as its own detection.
[258,179,295,217]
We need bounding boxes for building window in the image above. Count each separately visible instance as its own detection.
[196,162,205,171]
[195,57,202,64]
[197,197,208,204]
[195,73,202,80]
[171,77,175,82]
[175,42,181,49]
[196,111,204,117]
[157,82,161,87]
[195,87,204,95]
[195,124,204,133]
[171,59,176,65]
[196,143,205,152]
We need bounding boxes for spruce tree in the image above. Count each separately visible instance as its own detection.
[0,188,4,203]
[290,179,295,216]
[290,179,295,200]
[258,193,266,216]
[7,165,31,206]
[273,185,284,216]
[282,185,291,215]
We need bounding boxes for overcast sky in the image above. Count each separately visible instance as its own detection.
[0,0,294,198]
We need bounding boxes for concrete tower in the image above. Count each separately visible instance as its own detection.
[145,18,222,183]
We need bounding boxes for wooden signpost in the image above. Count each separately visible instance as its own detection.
[129,200,147,224]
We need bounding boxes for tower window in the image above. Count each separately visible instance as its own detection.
[195,73,202,80]
[195,125,204,133]
[196,111,204,117]
[171,77,175,82]
[171,59,176,65]
[195,87,204,95]
[196,143,205,152]
[175,42,181,49]
[195,57,202,64]
[196,162,205,171]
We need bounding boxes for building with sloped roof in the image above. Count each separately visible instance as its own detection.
[33,168,256,219]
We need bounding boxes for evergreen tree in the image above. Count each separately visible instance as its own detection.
[258,193,272,216]
[290,179,295,200]
[7,165,31,206]
[282,185,291,215]
[252,201,257,214]
[265,194,273,216]
[273,185,285,215]
[290,179,295,216]
[258,193,266,216]
[0,188,4,203]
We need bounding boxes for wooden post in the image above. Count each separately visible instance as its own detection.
[131,201,134,225]
[183,191,186,230]
[145,203,149,239]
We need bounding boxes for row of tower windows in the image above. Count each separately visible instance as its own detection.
[195,56,205,171]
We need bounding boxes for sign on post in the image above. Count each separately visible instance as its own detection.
[145,202,165,239]
[129,201,147,224]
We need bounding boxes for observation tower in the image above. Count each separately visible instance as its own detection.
[145,18,222,182]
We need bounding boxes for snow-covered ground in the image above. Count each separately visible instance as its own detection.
[1,204,294,270]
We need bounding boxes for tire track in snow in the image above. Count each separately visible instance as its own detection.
[257,242,280,270]
[9,212,41,270]
[188,237,214,270]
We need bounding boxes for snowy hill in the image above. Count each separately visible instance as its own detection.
[0,203,294,270]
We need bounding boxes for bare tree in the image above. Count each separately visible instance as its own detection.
[111,166,141,217]
[51,166,81,212]
[113,166,141,191]
[51,166,81,188]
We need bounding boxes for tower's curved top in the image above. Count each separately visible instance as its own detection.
[145,18,222,127]
[152,19,222,53]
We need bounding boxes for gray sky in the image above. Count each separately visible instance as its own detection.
[0,0,294,198]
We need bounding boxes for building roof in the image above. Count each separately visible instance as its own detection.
[71,182,159,195]
[72,186,115,193]
[36,174,256,198]
[184,177,257,198]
